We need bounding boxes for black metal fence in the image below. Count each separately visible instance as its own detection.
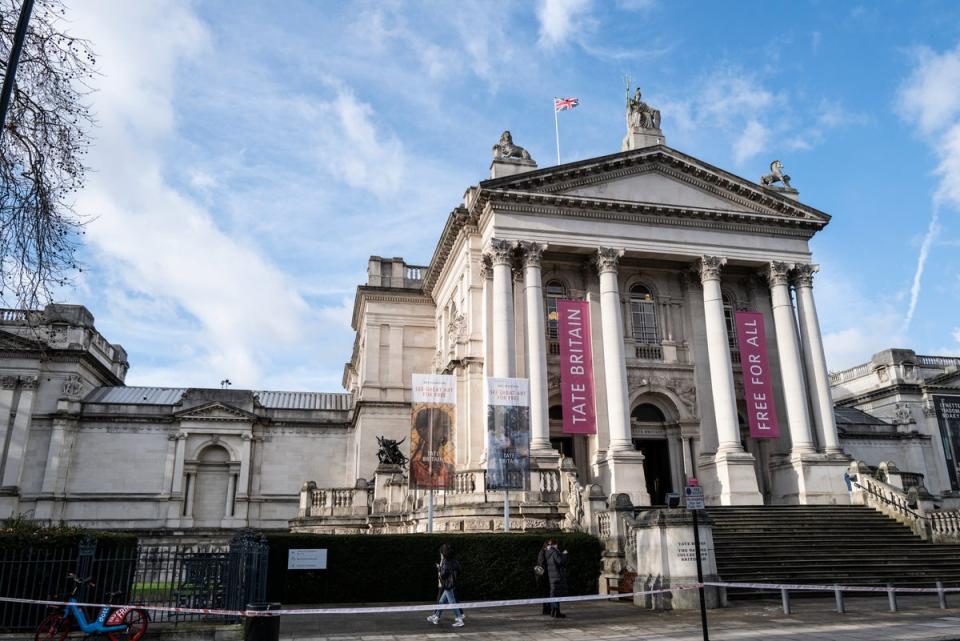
[0,530,268,631]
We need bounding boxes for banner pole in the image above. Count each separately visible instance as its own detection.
[428,489,434,533]
[553,100,561,165]
[504,491,510,532]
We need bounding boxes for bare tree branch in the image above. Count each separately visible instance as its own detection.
[0,0,95,309]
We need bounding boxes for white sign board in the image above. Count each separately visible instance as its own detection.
[684,486,704,510]
[288,548,327,570]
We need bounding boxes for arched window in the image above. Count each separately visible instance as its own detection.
[630,284,660,344]
[631,403,666,422]
[545,280,566,340]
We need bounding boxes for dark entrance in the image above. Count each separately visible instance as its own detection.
[633,438,672,505]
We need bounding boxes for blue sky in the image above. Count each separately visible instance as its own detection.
[59,0,960,391]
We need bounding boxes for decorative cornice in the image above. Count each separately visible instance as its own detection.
[698,256,726,283]
[519,241,547,269]
[792,263,819,288]
[766,261,793,287]
[485,238,516,267]
[595,247,624,274]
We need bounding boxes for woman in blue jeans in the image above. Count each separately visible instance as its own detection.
[426,544,464,627]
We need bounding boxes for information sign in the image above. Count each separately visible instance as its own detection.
[684,485,704,510]
[288,548,327,570]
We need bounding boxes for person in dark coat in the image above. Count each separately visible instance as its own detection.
[426,544,464,627]
[535,541,550,614]
[544,539,568,618]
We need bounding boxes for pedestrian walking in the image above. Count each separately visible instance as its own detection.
[427,543,464,627]
[535,541,550,615]
[544,538,568,618]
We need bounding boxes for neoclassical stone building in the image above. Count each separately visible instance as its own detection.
[2,97,955,535]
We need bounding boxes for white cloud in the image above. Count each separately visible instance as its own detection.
[70,1,310,387]
[904,206,941,331]
[537,0,592,48]
[733,120,770,165]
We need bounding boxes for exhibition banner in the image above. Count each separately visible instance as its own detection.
[485,377,531,491]
[735,311,779,439]
[934,396,960,491]
[410,374,456,489]
[557,299,597,434]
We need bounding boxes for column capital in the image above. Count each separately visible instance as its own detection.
[519,241,548,268]
[791,263,820,288]
[594,247,624,274]
[484,238,516,267]
[765,261,794,287]
[698,255,727,283]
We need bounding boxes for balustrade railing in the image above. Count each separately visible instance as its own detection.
[539,469,560,494]
[0,309,28,323]
[851,470,960,543]
[635,344,662,360]
[597,512,611,537]
[916,354,960,369]
[829,362,871,384]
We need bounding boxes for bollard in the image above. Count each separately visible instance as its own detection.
[780,588,790,615]
[937,580,948,610]
[834,584,845,614]
[887,584,897,612]
[245,602,281,641]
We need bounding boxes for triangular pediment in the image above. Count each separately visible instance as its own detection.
[479,145,830,224]
[175,401,255,422]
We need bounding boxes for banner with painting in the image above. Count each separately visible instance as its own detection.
[409,374,456,490]
[485,377,530,491]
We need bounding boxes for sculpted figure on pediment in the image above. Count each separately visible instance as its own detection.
[492,130,532,161]
[625,76,661,131]
[760,160,793,189]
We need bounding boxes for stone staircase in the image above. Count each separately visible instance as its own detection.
[709,505,960,598]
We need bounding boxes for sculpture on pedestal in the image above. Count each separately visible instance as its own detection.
[492,131,532,161]
[760,160,793,189]
[624,76,661,131]
[376,435,407,467]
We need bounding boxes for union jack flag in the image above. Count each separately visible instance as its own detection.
[554,97,580,112]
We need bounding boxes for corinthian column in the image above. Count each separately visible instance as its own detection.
[596,248,632,451]
[767,261,815,454]
[486,239,516,378]
[521,242,552,452]
[699,256,742,453]
[793,264,843,454]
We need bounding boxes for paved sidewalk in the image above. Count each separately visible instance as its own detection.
[279,595,960,641]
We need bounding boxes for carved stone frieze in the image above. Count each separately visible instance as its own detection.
[0,376,18,390]
[485,239,516,267]
[766,261,793,287]
[62,374,84,400]
[792,263,819,288]
[698,256,726,283]
[595,247,625,274]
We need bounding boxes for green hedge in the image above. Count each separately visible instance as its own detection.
[266,532,602,604]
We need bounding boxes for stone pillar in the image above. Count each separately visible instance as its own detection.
[697,257,762,505]
[594,248,649,506]
[767,262,815,454]
[487,239,516,378]
[521,241,552,453]
[597,248,632,451]
[184,472,196,517]
[793,264,843,455]
[699,257,741,453]
[0,377,37,488]
[166,432,188,525]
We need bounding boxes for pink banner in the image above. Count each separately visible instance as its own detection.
[557,300,597,434]
[735,311,779,439]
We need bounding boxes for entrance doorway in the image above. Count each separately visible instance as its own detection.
[633,438,672,505]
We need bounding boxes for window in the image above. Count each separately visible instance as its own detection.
[545,280,566,340]
[549,405,563,421]
[722,292,738,349]
[631,403,666,422]
[630,284,660,344]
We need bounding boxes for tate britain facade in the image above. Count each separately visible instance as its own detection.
[0,96,958,534]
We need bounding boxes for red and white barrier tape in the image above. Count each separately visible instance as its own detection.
[3,580,958,618]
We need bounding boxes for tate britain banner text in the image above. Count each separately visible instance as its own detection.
[410,374,456,489]
[735,311,779,439]
[485,377,531,491]
[557,299,597,434]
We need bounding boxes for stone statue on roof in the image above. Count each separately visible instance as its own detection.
[492,130,532,161]
[760,160,793,189]
[625,76,661,131]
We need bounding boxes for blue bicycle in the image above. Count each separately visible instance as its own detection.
[34,573,148,641]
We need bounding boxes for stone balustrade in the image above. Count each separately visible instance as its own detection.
[848,461,960,543]
[305,486,372,517]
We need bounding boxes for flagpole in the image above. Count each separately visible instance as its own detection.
[553,98,561,165]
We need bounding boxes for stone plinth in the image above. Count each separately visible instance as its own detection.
[770,453,852,505]
[633,508,723,610]
[622,127,665,151]
[597,449,651,507]
[490,157,537,179]
[698,451,763,505]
